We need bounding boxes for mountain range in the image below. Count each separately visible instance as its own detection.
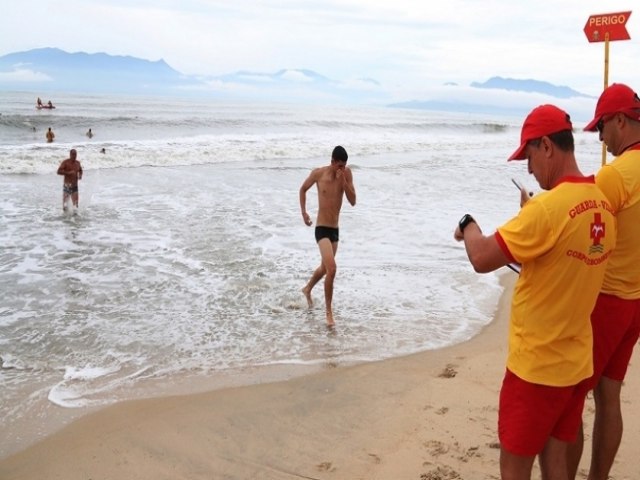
[0,48,593,113]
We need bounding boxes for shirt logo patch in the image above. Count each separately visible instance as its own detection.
[590,212,606,254]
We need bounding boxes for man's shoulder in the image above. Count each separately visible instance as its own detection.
[311,165,330,176]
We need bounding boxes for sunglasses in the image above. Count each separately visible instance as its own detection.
[597,114,615,133]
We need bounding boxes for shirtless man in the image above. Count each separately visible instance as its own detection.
[46,127,55,143]
[57,149,83,211]
[299,145,356,326]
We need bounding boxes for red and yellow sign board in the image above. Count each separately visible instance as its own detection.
[584,11,632,42]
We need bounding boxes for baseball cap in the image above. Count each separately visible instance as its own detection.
[584,83,640,132]
[508,105,573,161]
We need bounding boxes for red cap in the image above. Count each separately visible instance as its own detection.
[584,83,640,132]
[508,105,573,161]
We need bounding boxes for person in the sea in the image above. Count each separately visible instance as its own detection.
[299,145,356,327]
[566,83,640,480]
[454,104,616,479]
[46,127,55,143]
[57,149,83,211]
[37,97,43,107]
[86,128,93,138]
[47,100,53,108]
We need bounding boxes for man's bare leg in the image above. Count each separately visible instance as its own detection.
[302,266,325,307]
[539,436,570,480]
[324,270,335,326]
[588,377,623,480]
[317,239,338,326]
[62,193,69,212]
[500,446,536,480]
[566,423,584,480]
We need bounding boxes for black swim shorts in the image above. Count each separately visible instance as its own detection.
[315,226,339,243]
[63,184,78,195]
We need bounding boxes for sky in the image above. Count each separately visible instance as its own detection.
[1,0,638,111]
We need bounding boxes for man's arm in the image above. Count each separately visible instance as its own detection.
[57,161,67,176]
[454,222,511,273]
[78,162,83,180]
[342,167,356,206]
[299,169,318,226]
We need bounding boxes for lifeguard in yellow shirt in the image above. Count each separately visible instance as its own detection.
[454,105,616,479]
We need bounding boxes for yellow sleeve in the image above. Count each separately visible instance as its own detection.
[596,164,626,213]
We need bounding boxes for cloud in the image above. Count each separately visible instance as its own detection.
[1,0,638,101]
[0,68,53,83]
[279,70,314,83]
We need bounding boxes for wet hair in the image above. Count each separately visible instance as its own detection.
[332,145,348,163]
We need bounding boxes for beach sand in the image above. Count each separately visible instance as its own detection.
[1,273,638,480]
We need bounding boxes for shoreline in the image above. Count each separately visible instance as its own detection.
[1,273,638,479]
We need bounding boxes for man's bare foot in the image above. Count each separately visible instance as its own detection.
[326,310,335,327]
[301,287,313,308]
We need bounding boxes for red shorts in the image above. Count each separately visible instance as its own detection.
[498,369,587,456]
[587,294,640,389]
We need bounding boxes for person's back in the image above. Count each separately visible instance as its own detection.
[597,151,640,297]
[568,82,640,480]
[46,127,55,143]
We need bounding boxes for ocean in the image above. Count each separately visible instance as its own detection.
[0,91,604,458]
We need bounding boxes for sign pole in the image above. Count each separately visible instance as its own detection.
[583,11,632,165]
[602,33,610,165]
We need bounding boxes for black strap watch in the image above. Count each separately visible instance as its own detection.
[458,213,476,233]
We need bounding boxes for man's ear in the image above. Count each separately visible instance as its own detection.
[541,136,554,157]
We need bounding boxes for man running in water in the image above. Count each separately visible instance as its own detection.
[299,145,356,326]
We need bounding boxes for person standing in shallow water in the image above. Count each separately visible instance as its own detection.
[46,127,55,143]
[57,149,83,211]
[299,145,356,327]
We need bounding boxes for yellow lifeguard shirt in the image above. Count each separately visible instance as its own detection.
[596,146,640,299]
[496,176,616,386]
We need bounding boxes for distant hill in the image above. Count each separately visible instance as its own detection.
[471,76,591,99]
[0,48,383,102]
[389,76,595,116]
[0,48,594,112]
[0,47,199,94]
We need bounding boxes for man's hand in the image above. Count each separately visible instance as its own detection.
[519,187,533,208]
[302,212,312,226]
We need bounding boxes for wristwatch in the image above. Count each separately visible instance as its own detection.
[458,213,476,233]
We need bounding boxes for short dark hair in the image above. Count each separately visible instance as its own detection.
[332,145,348,162]
[528,130,574,154]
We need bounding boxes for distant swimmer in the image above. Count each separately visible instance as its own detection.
[86,128,93,139]
[57,149,83,211]
[299,145,356,327]
[47,100,53,108]
[37,97,43,107]
[100,148,106,154]
[46,127,55,143]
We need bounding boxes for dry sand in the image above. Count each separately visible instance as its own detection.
[1,273,638,480]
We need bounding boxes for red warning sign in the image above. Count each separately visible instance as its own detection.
[584,11,632,42]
